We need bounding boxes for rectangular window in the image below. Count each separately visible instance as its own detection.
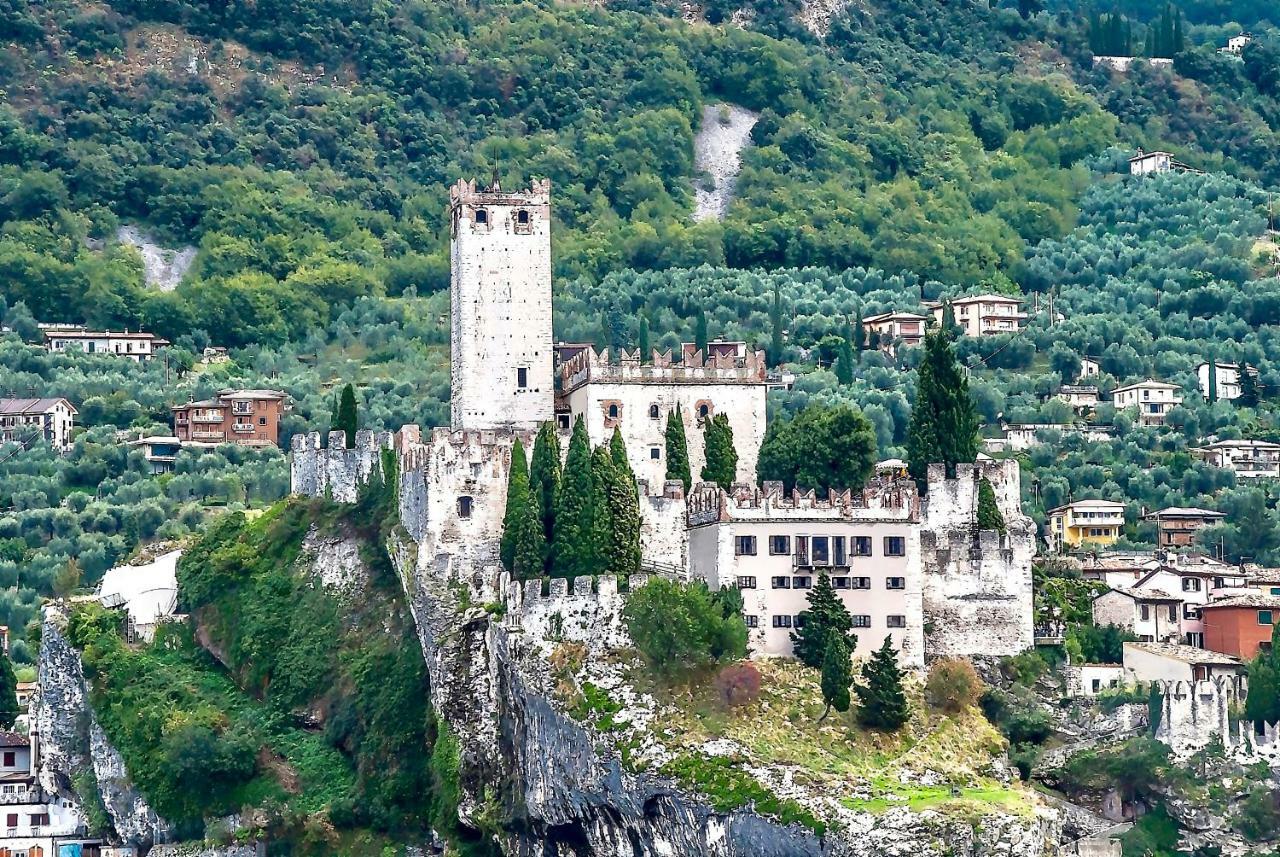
[1168,605,1177,621]
[650,447,660,460]
[851,615,872,628]
[736,576,757,590]
[1140,604,1151,621]
[1260,610,1274,626]
[793,614,807,628]
[832,576,850,589]
[517,367,528,389]
[1182,578,1201,592]
[769,535,791,555]
[734,536,757,556]
[851,577,871,590]
[1091,679,1101,693]
[811,536,830,565]
[795,536,809,566]
[885,577,905,590]
[6,813,16,827]
[793,576,812,589]
[745,615,759,628]
[457,496,473,519]
[772,615,792,628]
[1272,587,1280,596]
[886,615,906,628]
[853,536,872,556]
[771,576,790,589]
[1,752,11,767]
[833,536,846,566]
[884,536,905,557]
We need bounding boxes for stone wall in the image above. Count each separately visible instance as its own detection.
[289,429,395,504]
[920,460,1036,658]
[639,480,688,572]
[1155,675,1248,757]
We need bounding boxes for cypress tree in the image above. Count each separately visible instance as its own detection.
[0,650,16,729]
[334,383,358,448]
[976,477,1006,532]
[854,312,867,352]
[819,636,853,722]
[591,446,617,573]
[1144,27,1154,56]
[665,405,692,493]
[856,636,911,731]
[1239,365,1260,408]
[1172,9,1184,54]
[1089,11,1101,53]
[530,421,562,572]
[907,329,978,493]
[791,573,857,669]
[834,331,856,385]
[769,283,785,367]
[1208,359,1218,403]
[601,435,642,574]
[695,308,709,356]
[940,299,961,338]
[700,413,738,490]
[500,438,532,571]
[553,416,604,577]
[638,315,651,364]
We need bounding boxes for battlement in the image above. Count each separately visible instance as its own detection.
[289,429,396,503]
[495,570,672,651]
[923,459,1027,528]
[686,478,920,527]
[398,426,535,476]
[449,176,551,207]
[559,345,768,393]
[1155,675,1250,757]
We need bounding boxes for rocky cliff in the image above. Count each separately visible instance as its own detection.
[37,605,171,850]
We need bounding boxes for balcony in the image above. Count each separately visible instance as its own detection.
[231,424,255,434]
[231,402,254,415]
[0,787,40,804]
[191,414,224,423]
[190,431,226,442]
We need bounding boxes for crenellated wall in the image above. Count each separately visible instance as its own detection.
[289,429,395,504]
[920,460,1036,658]
[1155,675,1249,757]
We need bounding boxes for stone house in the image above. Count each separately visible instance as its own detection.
[1141,507,1225,549]
[171,389,288,448]
[1057,385,1100,413]
[0,398,77,453]
[1047,500,1126,552]
[1194,438,1280,479]
[1092,586,1182,643]
[1110,379,1182,426]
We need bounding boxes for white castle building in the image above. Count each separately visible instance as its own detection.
[289,176,1036,664]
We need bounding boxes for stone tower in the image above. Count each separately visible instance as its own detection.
[449,176,554,431]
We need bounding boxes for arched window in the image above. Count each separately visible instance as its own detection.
[698,403,710,419]
[457,496,473,519]
[608,404,619,419]
[648,404,659,419]
[517,209,530,224]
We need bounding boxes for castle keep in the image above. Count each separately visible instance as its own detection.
[289,177,1037,665]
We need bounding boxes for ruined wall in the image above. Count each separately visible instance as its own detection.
[289,429,395,504]
[920,460,1036,658]
[1155,676,1247,758]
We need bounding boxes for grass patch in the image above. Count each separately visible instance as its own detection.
[661,753,825,836]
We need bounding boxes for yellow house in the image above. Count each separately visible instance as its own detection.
[1048,500,1126,552]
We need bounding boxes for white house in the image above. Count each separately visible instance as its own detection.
[1079,357,1101,380]
[1128,149,1197,175]
[1195,438,1280,479]
[1003,423,1114,451]
[0,398,77,452]
[1196,361,1253,401]
[1111,379,1183,426]
[44,329,170,362]
[1096,56,1175,72]
[1058,385,1100,412]
[0,731,98,854]
[1220,33,1251,55]
[1092,586,1183,643]
[926,294,1027,337]
[1122,642,1244,683]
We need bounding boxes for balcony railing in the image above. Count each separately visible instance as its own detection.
[0,787,40,804]
[231,424,255,434]
[231,402,254,415]
[191,414,224,423]
[190,431,226,441]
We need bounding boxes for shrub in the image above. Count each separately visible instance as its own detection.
[1000,650,1049,686]
[925,658,983,714]
[1236,786,1280,841]
[714,662,762,708]
[623,578,747,679]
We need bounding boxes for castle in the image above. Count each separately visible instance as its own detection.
[289,177,1036,664]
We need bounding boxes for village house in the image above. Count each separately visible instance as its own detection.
[1220,33,1251,54]
[1196,361,1254,401]
[555,342,769,492]
[925,294,1027,338]
[0,398,76,453]
[0,730,100,855]
[1110,379,1182,426]
[171,389,289,448]
[1122,642,1245,683]
[1128,148,1193,175]
[1092,586,1183,644]
[1194,438,1280,478]
[1047,499,1127,552]
[1247,569,1280,597]
[687,480,924,664]
[1079,550,1249,594]
[1078,357,1101,380]
[860,311,927,353]
[127,435,183,474]
[43,328,169,362]
[1096,56,1174,72]
[1142,507,1226,549]
[1002,422,1114,452]
[1057,385,1100,413]
[1120,560,1243,647]
[1200,594,1280,659]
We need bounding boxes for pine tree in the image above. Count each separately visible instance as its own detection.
[638,315,651,364]
[769,283,785,367]
[976,477,1006,532]
[602,433,642,574]
[907,329,979,493]
[54,557,82,598]
[791,573,857,669]
[1238,365,1261,408]
[665,405,692,493]
[553,416,604,577]
[695,308,709,356]
[500,438,532,571]
[856,636,911,731]
[0,650,17,729]
[334,383,358,448]
[819,636,853,722]
[854,312,866,352]
[529,422,562,572]
[834,326,856,385]
[700,413,738,490]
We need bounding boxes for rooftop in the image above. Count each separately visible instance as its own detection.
[1143,507,1225,520]
[0,731,28,749]
[43,329,169,342]
[1124,641,1244,666]
[1049,499,1126,513]
[862,310,928,323]
[1111,378,1181,393]
[1199,593,1280,610]
[1198,438,1280,450]
[929,294,1024,306]
[0,397,76,416]
[1100,585,1181,602]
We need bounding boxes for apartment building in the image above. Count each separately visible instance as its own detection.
[926,294,1027,337]
[172,389,288,448]
[687,480,924,665]
[1111,379,1183,426]
[44,328,169,362]
[1194,438,1280,478]
[1047,499,1126,552]
[0,398,76,452]
[1142,507,1225,548]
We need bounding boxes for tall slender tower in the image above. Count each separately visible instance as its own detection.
[448,176,554,431]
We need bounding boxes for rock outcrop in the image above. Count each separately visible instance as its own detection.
[37,605,171,850]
